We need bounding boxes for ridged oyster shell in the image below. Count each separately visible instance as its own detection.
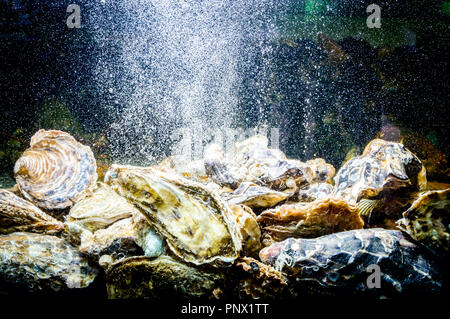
[105,164,242,266]
[399,188,450,253]
[0,189,64,235]
[14,130,97,209]
[260,229,442,296]
[66,182,138,232]
[0,232,98,292]
[334,139,426,202]
[257,197,364,246]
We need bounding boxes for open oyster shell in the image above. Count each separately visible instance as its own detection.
[0,232,98,292]
[14,130,97,210]
[105,164,242,266]
[0,189,64,235]
[334,139,426,203]
[257,197,363,246]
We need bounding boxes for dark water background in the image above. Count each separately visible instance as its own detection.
[1,0,449,185]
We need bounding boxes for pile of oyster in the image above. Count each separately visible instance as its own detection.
[0,130,448,298]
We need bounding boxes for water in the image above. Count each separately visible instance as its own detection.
[1,0,449,174]
[89,0,280,164]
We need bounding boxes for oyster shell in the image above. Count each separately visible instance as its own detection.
[229,257,289,299]
[294,182,334,202]
[66,182,138,232]
[257,197,364,246]
[0,232,98,292]
[229,204,262,257]
[105,164,242,266]
[260,229,442,296]
[14,130,97,210]
[78,217,143,262]
[205,136,314,192]
[305,158,335,184]
[204,143,243,188]
[0,189,64,235]
[334,139,426,203]
[105,256,224,299]
[399,188,450,253]
[222,182,289,209]
[158,155,209,183]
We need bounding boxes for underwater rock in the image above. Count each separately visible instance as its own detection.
[105,256,224,299]
[0,189,64,235]
[66,182,138,232]
[260,229,442,296]
[228,257,289,299]
[14,130,97,210]
[0,232,98,292]
[399,188,450,253]
[334,138,426,203]
[257,197,363,246]
[105,164,242,266]
[229,204,261,257]
[222,182,289,209]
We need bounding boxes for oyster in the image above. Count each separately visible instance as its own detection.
[204,143,243,188]
[222,182,289,209]
[294,182,334,202]
[78,217,143,262]
[0,232,98,292]
[106,256,224,299]
[0,189,64,235]
[257,197,364,246]
[66,182,138,232]
[229,257,289,299]
[305,158,335,184]
[334,139,426,203]
[229,204,262,257]
[14,130,97,210]
[399,188,450,253]
[158,155,209,183]
[73,212,164,266]
[205,136,314,192]
[105,165,242,266]
[260,229,442,296]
